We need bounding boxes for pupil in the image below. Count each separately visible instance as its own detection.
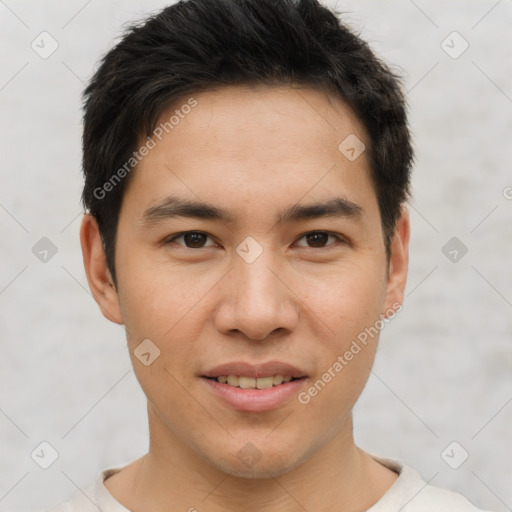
[307,232,328,247]
[182,232,330,248]
[185,232,205,248]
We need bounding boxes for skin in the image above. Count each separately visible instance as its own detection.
[81,84,410,512]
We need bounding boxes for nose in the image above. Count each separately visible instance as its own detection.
[213,248,300,341]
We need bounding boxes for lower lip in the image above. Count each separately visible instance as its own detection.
[201,377,306,412]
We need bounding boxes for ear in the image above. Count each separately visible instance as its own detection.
[383,207,410,315]
[80,214,123,324]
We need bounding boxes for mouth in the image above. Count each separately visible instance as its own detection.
[205,374,300,389]
[201,361,308,412]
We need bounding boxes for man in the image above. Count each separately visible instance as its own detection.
[50,0,493,510]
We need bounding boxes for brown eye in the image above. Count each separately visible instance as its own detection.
[306,232,329,247]
[167,231,215,248]
[295,231,341,248]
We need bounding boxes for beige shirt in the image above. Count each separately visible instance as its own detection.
[47,455,493,511]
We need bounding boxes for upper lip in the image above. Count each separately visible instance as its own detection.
[202,361,308,379]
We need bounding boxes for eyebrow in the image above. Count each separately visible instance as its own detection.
[140,195,363,226]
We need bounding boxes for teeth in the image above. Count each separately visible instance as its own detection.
[227,375,239,387]
[256,376,274,389]
[215,375,296,388]
[239,376,256,389]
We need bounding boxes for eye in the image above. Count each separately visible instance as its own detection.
[294,231,345,248]
[164,230,346,250]
[165,231,216,249]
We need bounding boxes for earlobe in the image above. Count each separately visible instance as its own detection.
[80,214,124,325]
[383,207,410,315]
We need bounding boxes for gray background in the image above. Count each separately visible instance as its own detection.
[1,0,511,510]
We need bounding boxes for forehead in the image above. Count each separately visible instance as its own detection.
[121,84,378,226]
[163,83,366,157]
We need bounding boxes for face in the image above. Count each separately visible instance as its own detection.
[82,84,409,478]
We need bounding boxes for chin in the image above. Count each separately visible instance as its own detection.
[203,442,308,480]
[216,458,301,480]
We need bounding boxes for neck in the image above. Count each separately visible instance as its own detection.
[105,405,397,512]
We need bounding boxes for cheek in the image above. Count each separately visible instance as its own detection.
[116,256,221,406]
[303,258,387,341]
[297,259,386,403]
[116,250,213,340]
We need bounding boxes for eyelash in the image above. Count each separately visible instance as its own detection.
[164,230,349,250]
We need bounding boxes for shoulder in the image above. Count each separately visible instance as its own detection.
[368,454,495,512]
[45,467,125,512]
[405,481,493,511]
[45,484,96,512]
